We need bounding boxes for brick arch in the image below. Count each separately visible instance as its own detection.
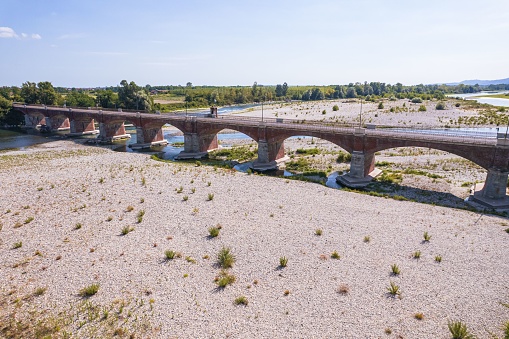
[265,129,356,154]
[365,138,496,170]
[196,123,260,142]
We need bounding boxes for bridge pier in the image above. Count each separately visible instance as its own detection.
[251,140,285,171]
[23,114,44,129]
[470,168,509,208]
[68,119,98,136]
[44,116,70,132]
[336,151,381,188]
[98,122,131,142]
[129,126,168,149]
[175,132,218,159]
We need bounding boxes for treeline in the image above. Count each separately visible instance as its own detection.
[2,80,509,125]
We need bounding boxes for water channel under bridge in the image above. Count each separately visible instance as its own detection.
[12,103,509,209]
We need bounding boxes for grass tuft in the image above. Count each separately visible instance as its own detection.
[234,296,248,306]
[208,226,220,238]
[387,281,401,296]
[331,251,340,259]
[391,264,401,275]
[423,231,431,242]
[315,229,322,236]
[165,250,176,260]
[217,247,235,269]
[279,256,288,268]
[447,321,475,339]
[120,226,135,235]
[215,270,236,288]
[78,284,99,298]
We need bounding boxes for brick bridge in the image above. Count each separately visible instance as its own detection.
[13,103,509,208]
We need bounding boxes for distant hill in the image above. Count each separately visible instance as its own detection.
[444,78,509,86]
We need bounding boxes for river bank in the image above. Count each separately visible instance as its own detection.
[0,141,508,338]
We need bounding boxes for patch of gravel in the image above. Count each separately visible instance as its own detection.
[0,141,508,338]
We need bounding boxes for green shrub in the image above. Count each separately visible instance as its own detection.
[216,270,236,288]
[436,102,446,110]
[165,250,176,260]
[331,251,340,259]
[208,226,220,238]
[322,109,326,115]
[418,105,427,112]
[336,151,352,163]
[378,102,384,109]
[279,256,288,267]
[207,193,214,201]
[455,103,461,107]
[332,105,339,111]
[411,97,422,103]
[121,226,135,235]
[234,295,248,305]
[296,148,320,155]
[217,247,235,269]
[315,229,322,236]
[423,231,431,242]
[447,321,474,339]
[391,264,400,275]
[79,284,99,297]
[13,241,22,249]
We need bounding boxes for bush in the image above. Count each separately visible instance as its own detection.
[279,256,288,267]
[455,103,461,107]
[208,226,220,238]
[216,270,236,287]
[336,151,352,163]
[322,109,326,115]
[411,97,422,103]
[79,284,99,297]
[447,321,474,339]
[418,105,427,112]
[332,105,339,111]
[436,102,446,110]
[378,102,384,109]
[217,247,235,268]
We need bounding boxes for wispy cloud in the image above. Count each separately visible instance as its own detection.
[85,51,128,56]
[58,33,87,40]
[0,27,42,40]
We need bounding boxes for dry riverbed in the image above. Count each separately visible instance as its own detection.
[0,140,508,338]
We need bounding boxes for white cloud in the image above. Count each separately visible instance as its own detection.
[0,27,18,38]
[0,27,41,40]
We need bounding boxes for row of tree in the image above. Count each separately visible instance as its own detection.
[2,80,509,124]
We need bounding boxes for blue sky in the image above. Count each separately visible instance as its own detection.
[1,0,508,87]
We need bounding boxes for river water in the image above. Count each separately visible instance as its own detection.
[447,91,509,107]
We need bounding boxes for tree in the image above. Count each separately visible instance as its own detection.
[96,89,118,109]
[302,90,311,101]
[282,82,288,96]
[186,82,193,88]
[310,88,324,100]
[65,90,95,107]
[20,82,39,104]
[118,80,153,111]
[346,87,357,98]
[37,81,59,105]
[275,84,283,97]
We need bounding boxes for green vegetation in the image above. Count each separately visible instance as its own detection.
[217,247,235,269]
[79,284,100,298]
[423,231,431,242]
[448,321,475,339]
[315,229,323,236]
[164,250,176,260]
[216,270,236,288]
[24,216,34,224]
[210,146,257,162]
[336,151,352,163]
[13,241,22,249]
[208,226,220,238]
[332,104,339,111]
[386,281,401,296]
[390,264,401,275]
[234,296,248,306]
[435,255,442,262]
[413,251,421,259]
[436,102,446,110]
[207,193,214,201]
[418,105,427,112]
[279,256,288,268]
[331,251,340,259]
[120,226,135,235]
[295,148,321,156]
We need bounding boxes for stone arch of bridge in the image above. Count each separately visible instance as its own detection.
[197,125,259,143]
[367,140,493,170]
[265,130,355,154]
